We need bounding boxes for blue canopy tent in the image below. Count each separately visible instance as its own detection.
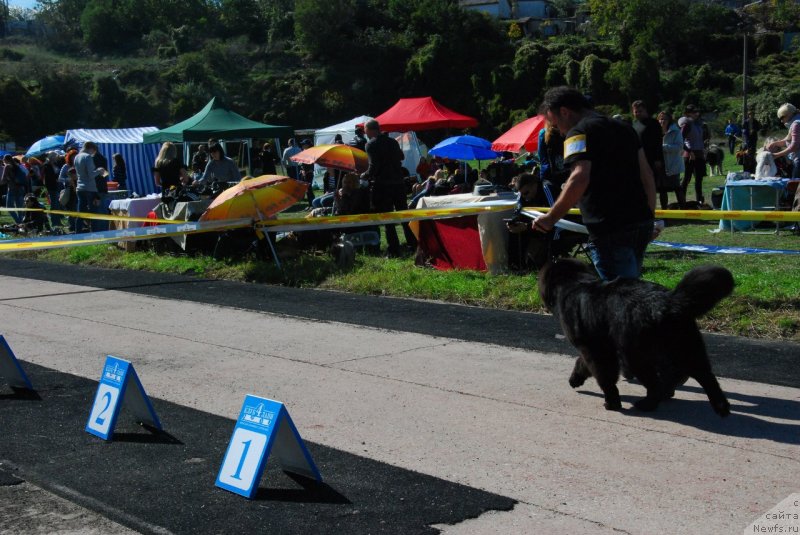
[64,127,160,195]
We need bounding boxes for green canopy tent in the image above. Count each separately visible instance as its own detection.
[142,97,293,175]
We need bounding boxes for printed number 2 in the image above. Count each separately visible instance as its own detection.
[95,392,112,426]
[231,440,252,480]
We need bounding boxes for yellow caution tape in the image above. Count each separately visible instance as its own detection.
[257,203,515,232]
[0,207,176,225]
[526,207,800,222]
[3,199,798,254]
[0,219,252,253]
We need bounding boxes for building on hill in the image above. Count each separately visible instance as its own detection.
[460,0,513,19]
[460,0,586,37]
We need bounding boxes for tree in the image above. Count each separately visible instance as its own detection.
[294,0,357,59]
[605,43,660,108]
[579,54,611,101]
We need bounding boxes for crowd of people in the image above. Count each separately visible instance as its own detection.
[2,90,798,279]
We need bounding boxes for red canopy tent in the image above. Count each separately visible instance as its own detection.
[373,97,478,132]
[491,115,547,153]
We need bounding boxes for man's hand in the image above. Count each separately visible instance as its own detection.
[531,214,554,233]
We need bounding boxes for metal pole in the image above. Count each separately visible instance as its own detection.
[742,31,748,126]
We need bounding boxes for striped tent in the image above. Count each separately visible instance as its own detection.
[64,127,160,195]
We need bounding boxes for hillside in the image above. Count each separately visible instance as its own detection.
[1,0,799,147]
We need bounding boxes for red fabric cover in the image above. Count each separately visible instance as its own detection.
[491,115,547,153]
[374,97,478,132]
[418,216,486,272]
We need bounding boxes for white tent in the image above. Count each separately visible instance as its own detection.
[314,116,424,178]
[64,127,159,195]
[314,115,373,146]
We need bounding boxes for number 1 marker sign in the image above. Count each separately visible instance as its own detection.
[216,395,321,499]
[85,356,162,441]
[0,335,33,390]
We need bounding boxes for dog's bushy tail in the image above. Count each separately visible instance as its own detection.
[671,265,735,318]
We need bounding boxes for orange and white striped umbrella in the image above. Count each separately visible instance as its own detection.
[290,144,368,173]
[199,175,307,222]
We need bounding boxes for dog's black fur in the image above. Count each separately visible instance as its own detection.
[706,144,725,176]
[538,258,733,416]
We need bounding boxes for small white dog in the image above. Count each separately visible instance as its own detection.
[755,150,778,179]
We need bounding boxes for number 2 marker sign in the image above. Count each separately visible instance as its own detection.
[85,356,162,441]
[216,395,321,499]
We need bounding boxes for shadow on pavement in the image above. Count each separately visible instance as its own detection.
[112,423,184,445]
[256,472,351,504]
[576,386,800,445]
[0,387,42,401]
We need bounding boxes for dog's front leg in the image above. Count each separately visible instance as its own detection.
[569,356,591,388]
[585,355,622,411]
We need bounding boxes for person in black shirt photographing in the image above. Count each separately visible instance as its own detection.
[531,87,656,280]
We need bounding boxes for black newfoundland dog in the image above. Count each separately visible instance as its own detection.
[538,258,733,417]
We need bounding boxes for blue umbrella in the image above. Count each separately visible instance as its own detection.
[428,135,499,161]
[24,135,65,157]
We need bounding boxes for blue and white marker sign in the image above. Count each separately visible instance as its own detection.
[216,395,321,499]
[85,356,162,441]
[0,335,33,390]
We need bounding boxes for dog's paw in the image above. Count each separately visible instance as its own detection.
[603,399,622,411]
[712,398,731,418]
[569,374,586,388]
[633,397,660,412]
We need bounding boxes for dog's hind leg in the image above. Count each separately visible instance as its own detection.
[569,356,591,388]
[626,356,664,412]
[676,330,731,417]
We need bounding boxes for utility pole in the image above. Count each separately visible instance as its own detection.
[741,1,763,123]
[742,31,748,124]
[0,0,8,39]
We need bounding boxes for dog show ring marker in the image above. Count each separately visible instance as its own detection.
[0,335,34,390]
[216,395,321,499]
[85,356,162,440]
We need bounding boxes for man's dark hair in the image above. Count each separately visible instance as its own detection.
[631,100,646,110]
[539,86,592,114]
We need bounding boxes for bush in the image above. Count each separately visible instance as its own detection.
[0,48,24,61]
[756,33,784,57]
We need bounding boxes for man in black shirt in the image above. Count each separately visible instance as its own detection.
[361,119,417,256]
[631,100,664,185]
[532,86,656,280]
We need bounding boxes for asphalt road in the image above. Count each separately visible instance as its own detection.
[0,258,798,534]
[0,258,797,389]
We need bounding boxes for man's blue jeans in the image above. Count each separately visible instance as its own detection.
[47,188,63,227]
[5,187,24,223]
[76,190,98,233]
[586,220,654,281]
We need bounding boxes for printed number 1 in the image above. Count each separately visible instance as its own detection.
[231,440,252,480]
[95,391,112,425]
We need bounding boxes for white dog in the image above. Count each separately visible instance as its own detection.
[755,150,778,179]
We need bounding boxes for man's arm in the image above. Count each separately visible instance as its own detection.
[638,148,656,213]
[532,160,590,232]
[361,141,376,181]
